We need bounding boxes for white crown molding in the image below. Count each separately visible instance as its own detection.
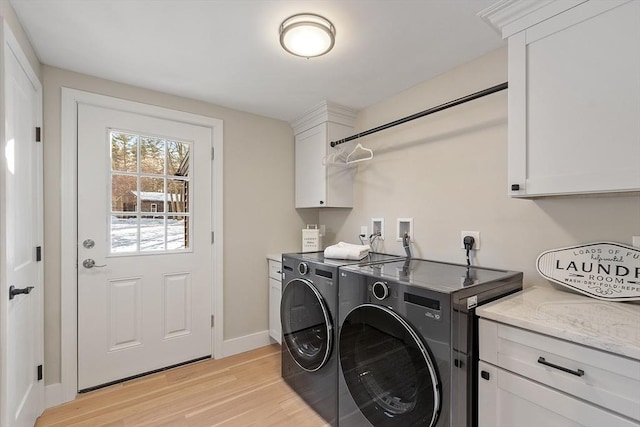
[291,100,357,135]
[478,0,587,38]
[477,0,552,33]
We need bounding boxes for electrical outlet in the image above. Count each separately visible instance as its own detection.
[371,218,385,240]
[633,236,640,248]
[461,231,480,250]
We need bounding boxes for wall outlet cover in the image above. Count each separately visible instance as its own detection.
[461,231,480,250]
[371,218,385,240]
[397,218,413,242]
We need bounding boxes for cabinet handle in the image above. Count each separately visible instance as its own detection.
[537,357,584,377]
[480,370,490,381]
[511,184,520,191]
[319,200,324,205]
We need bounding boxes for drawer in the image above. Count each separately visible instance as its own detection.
[268,260,282,281]
[478,361,640,427]
[479,318,640,421]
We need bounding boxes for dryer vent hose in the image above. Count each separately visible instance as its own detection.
[402,232,411,258]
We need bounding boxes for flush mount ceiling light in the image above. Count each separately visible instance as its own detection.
[279,13,336,58]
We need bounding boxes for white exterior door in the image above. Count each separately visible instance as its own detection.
[77,103,213,391]
[1,24,44,427]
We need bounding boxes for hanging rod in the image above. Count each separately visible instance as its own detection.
[330,82,508,147]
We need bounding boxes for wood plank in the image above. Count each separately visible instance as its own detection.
[36,345,329,427]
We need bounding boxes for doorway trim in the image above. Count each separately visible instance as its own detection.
[60,88,224,404]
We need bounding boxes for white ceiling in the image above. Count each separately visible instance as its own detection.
[10,0,504,123]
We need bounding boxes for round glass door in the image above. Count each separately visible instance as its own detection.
[280,278,332,372]
[339,304,440,427]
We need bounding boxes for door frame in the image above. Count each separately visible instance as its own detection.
[60,88,224,404]
[0,19,44,426]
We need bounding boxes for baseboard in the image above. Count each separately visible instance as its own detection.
[45,383,66,408]
[221,330,271,358]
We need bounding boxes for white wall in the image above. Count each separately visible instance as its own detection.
[319,47,640,287]
[41,66,316,384]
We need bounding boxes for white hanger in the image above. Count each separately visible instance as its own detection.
[322,146,351,167]
[346,143,374,164]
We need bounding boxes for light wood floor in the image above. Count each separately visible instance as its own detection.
[36,344,330,427]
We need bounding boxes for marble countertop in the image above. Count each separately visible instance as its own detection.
[477,286,640,360]
[267,253,282,262]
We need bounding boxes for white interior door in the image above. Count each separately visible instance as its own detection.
[77,103,213,391]
[1,24,44,427]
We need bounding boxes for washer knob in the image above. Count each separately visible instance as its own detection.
[298,262,309,275]
[372,281,389,300]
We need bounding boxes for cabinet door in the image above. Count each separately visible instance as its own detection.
[295,124,327,208]
[508,0,640,196]
[268,260,282,281]
[478,362,639,427]
[269,277,282,344]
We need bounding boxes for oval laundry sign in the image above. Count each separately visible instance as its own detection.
[537,242,640,301]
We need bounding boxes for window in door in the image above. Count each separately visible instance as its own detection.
[110,131,191,254]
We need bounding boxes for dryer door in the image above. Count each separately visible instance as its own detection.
[280,278,333,372]
[340,304,440,427]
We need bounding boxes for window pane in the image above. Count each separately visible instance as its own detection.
[111,132,137,172]
[140,216,166,251]
[112,174,137,212]
[140,177,165,212]
[111,215,138,253]
[167,215,189,250]
[140,137,165,175]
[167,179,189,213]
[108,132,192,255]
[167,141,190,177]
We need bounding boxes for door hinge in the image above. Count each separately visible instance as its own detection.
[211,231,215,244]
[35,127,41,142]
[211,315,215,327]
[36,246,42,262]
[211,147,215,160]
[37,365,43,381]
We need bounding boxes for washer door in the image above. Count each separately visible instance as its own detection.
[339,304,440,427]
[280,278,333,372]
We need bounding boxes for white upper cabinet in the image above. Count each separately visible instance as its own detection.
[480,0,640,197]
[292,101,357,208]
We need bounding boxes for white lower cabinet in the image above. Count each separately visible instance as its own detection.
[478,318,640,426]
[478,361,637,427]
[268,259,282,344]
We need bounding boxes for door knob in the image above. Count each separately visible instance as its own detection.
[9,285,34,300]
[82,259,106,269]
